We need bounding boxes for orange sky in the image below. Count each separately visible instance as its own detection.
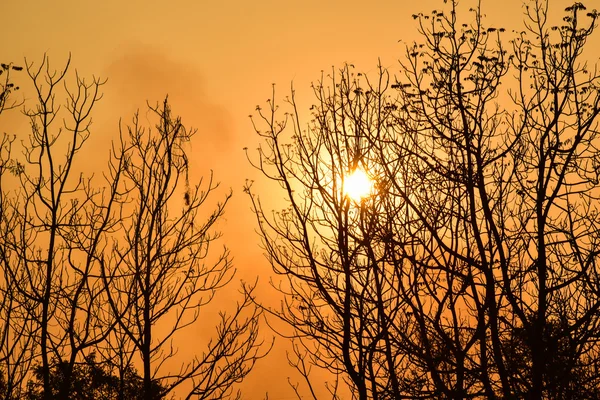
[2,0,597,398]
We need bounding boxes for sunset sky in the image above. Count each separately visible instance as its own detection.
[2,0,597,397]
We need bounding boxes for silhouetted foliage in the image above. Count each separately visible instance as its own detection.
[247,0,600,398]
[23,353,166,400]
[503,316,600,399]
[0,62,22,113]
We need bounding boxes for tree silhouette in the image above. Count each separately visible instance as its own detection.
[247,0,600,398]
[0,55,114,400]
[0,59,31,400]
[102,98,267,400]
[0,56,267,399]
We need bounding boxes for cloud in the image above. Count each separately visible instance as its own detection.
[100,44,234,173]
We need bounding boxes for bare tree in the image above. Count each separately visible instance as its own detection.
[246,67,407,399]
[385,1,600,397]
[0,61,34,400]
[247,1,600,398]
[0,56,267,399]
[2,55,122,400]
[102,98,267,400]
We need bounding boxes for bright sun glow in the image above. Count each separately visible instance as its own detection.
[344,169,373,201]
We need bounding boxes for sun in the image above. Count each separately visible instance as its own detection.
[344,168,373,201]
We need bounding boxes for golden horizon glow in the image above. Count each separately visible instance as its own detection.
[344,168,373,201]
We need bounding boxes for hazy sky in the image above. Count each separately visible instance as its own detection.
[2,0,596,398]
